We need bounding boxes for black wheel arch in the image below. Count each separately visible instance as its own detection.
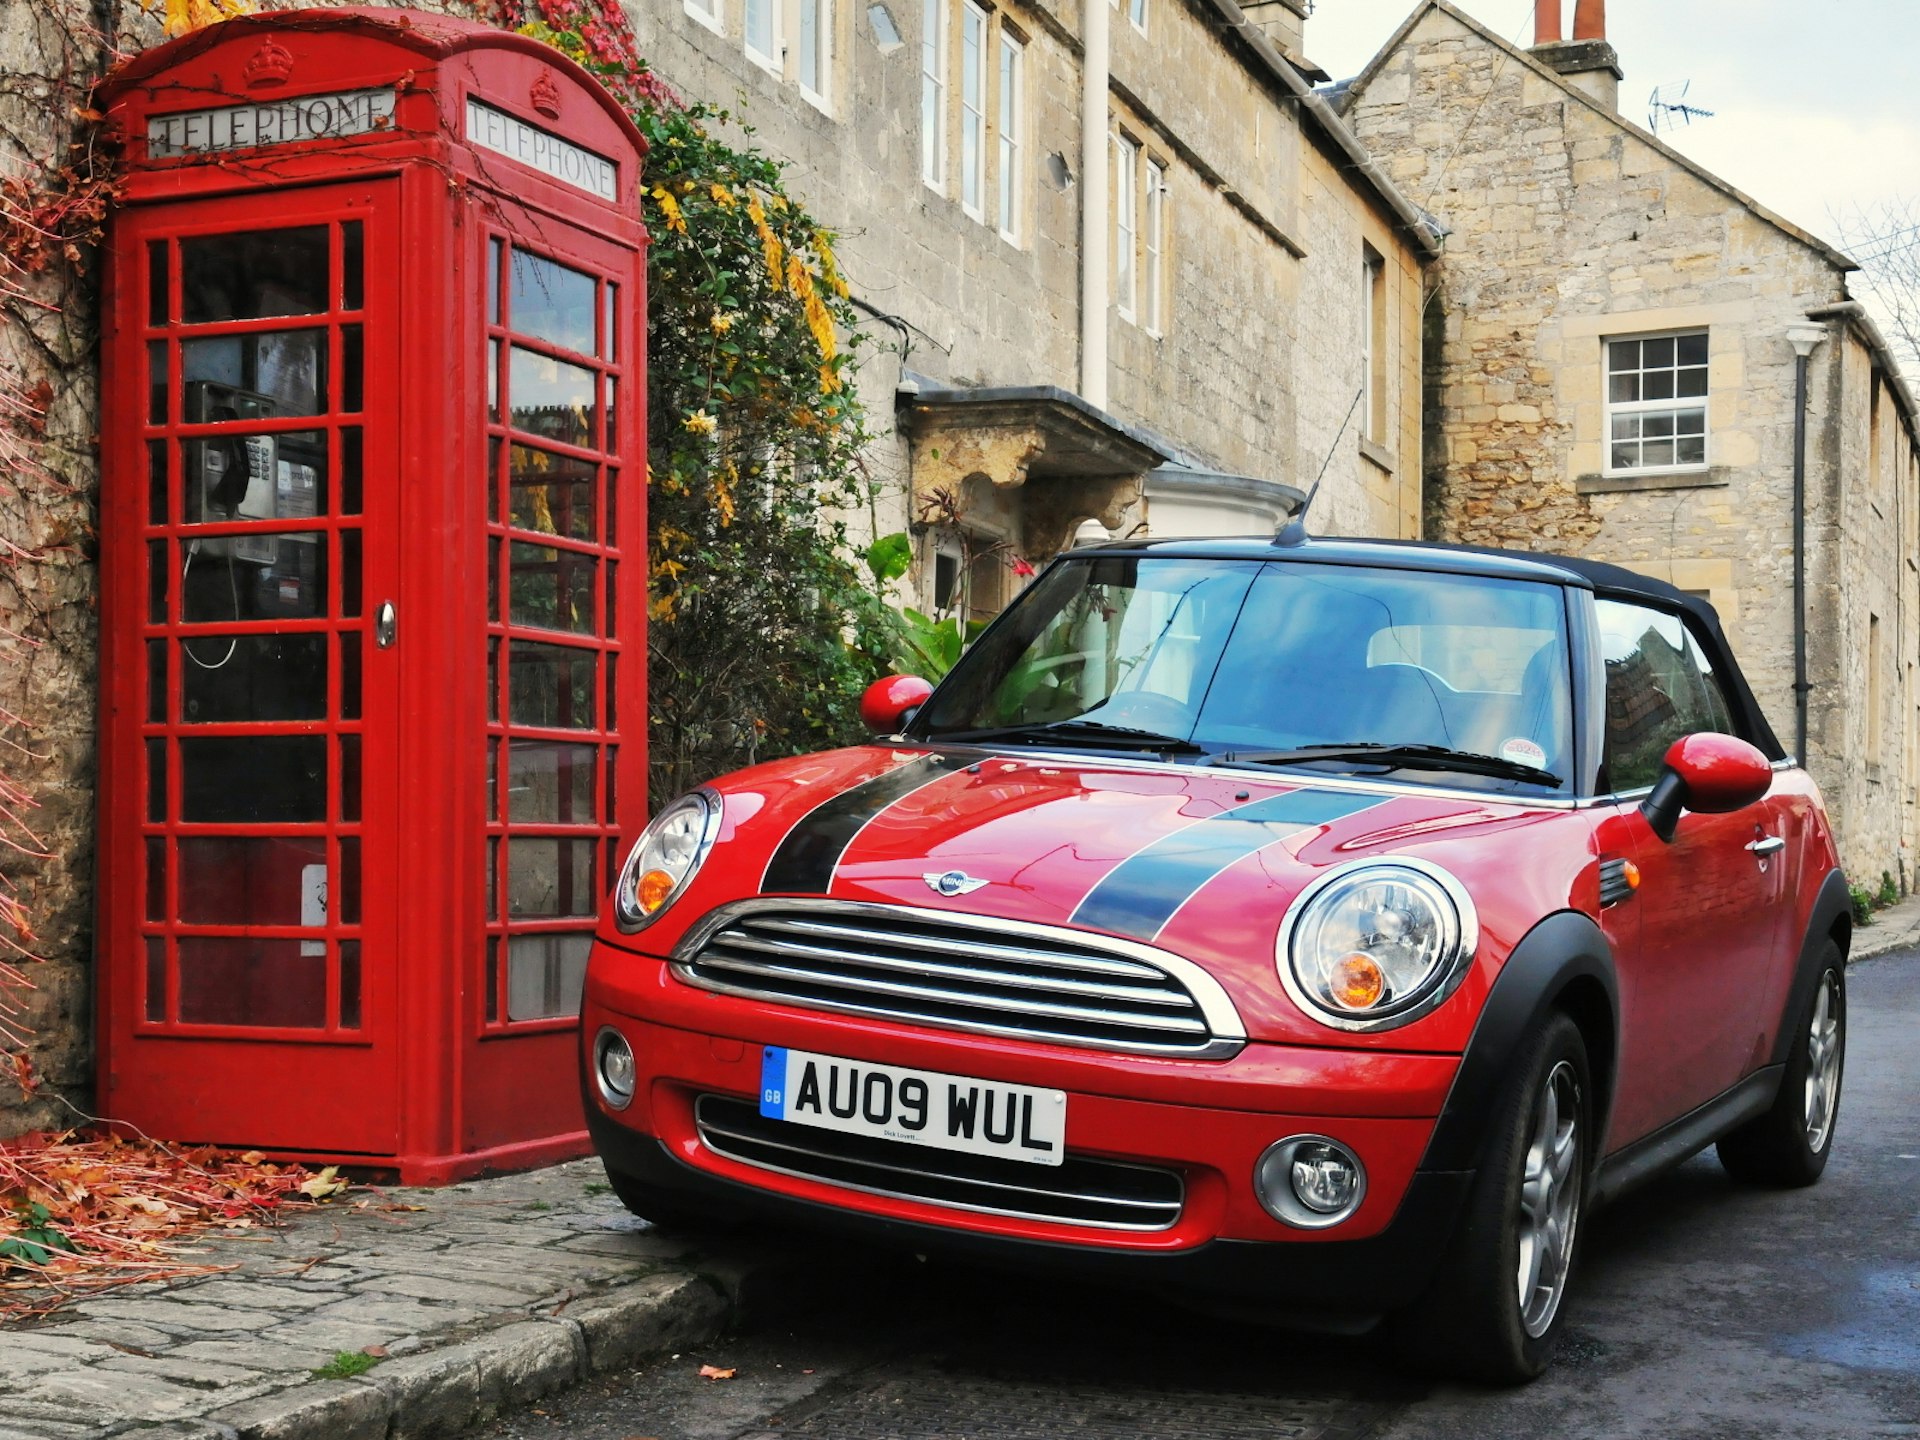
[1420,910,1618,1175]
[1771,868,1852,1068]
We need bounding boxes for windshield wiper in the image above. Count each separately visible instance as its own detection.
[1216,742,1562,788]
[936,719,1205,754]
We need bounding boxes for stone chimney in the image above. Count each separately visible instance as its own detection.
[1238,0,1313,76]
[1530,0,1623,111]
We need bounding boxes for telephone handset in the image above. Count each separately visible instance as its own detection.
[186,381,280,561]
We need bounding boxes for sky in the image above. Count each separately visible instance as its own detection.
[1300,0,1920,258]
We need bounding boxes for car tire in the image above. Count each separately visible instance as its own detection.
[602,1163,735,1232]
[1716,943,1845,1188]
[1396,1011,1590,1385]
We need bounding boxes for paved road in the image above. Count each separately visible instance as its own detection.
[478,950,1920,1439]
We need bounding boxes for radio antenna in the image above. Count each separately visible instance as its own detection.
[1648,80,1714,133]
[1276,382,1365,546]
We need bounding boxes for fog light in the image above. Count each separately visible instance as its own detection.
[1255,1134,1366,1229]
[594,1027,636,1110]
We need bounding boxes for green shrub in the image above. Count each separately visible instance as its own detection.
[1849,884,1875,927]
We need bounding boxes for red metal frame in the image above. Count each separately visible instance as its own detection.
[98,9,648,1182]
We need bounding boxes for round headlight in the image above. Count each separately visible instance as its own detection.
[1255,1135,1367,1228]
[614,790,722,931]
[1275,858,1476,1031]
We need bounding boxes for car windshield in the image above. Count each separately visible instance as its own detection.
[916,555,1573,792]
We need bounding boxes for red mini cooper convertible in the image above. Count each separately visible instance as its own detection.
[582,536,1849,1382]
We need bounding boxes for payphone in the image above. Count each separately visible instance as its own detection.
[98,9,648,1180]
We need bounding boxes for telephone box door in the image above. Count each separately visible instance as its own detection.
[104,182,402,1154]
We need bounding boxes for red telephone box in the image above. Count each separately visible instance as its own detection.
[96,9,648,1182]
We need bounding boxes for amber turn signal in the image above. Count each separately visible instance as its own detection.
[637,869,678,913]
[1623,861,1641,890]
[1329,953,1386,1010]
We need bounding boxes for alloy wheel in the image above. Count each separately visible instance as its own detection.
[1803,970,1843,1152]
[1515,1058,1582,1339]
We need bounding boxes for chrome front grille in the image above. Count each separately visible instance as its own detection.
[672,899,1245,1059]
[694,1094,1184,1231]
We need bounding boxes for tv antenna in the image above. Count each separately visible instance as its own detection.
[1648,80,1714,133]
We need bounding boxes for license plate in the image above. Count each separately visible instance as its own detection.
[758,1047,1066,1167]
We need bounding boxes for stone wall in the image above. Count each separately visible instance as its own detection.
[1341,0,1920,882]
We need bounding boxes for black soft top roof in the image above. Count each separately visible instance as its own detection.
[1069,535,1788,761]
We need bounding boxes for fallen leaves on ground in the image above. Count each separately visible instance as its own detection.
[698,1364,737,1380]
[0,1128,341,1321]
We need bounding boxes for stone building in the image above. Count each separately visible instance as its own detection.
[1336,0,1920,884]
[625,0,1440,614]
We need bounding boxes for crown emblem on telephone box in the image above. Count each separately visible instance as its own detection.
[530,73,562,119]
[244,39,295,89]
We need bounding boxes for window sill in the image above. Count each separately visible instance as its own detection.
[684,2,725,34]
[1360,437,1395,475]
[1576,465,1729,495]
[800,85,833,117]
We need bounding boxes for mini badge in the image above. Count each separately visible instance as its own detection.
[924,870,988,897]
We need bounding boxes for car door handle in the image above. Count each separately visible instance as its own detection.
[1746,835,1786,856]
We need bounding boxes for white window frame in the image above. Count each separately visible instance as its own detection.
[1604,330,1710,476]
[798,0,832,109]
[959,0,988,220]
[1143,157,1164,335]
[685,0,724,35]
[744,0,781,73]
[1113,131,1138,322]
[1109,0,1146,33]
[921,0,949,191]
[997,29,1024,243]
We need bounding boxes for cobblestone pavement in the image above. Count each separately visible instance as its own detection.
[0,1158,808,1440]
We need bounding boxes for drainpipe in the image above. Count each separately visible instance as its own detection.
[1080,0,1109,409]
[1786,322,1828,765]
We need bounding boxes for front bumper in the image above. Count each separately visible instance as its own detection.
[584,957,1474,1315]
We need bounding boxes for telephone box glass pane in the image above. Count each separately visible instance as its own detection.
[178,835,327,924]
[506,933,591,1021]
[509,444,593,539]
[181,634,328,722]
[148,441,167,525]
[145,938,166,1023]
[181,532,327,623]
[508,542,595,634]
[509,348,595,448]
[341,428,363,515]
[507,741,595,823]
[339,837,360,925]
[177,937,325,1029]
[147,641,166,723]
[341,325,363,412]
[602,282,616,360]
[149,541,168,623]
[179,429,326,529]
[149,342,167,423]
[180,736,326,822]
[148,241,169,327]
[508,642,595,729]
[507,838,595,917]
[604,375,617,452]
[340,940,362,1030]
[341,222,364,311]
[147,739,167,823]
[487,536,500,622]
[606,468,618,544]
[182,332,327,417]
[488,239,503,326]
[486,937,501,1023]
[340,633,362,720]
[487,340,501,422]
[508,249,596,357]
[145,837,166,920]
[180,226,329,322]
[339,733,361,823]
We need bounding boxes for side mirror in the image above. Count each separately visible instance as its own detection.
[859,675,934,735]
[1640,732,1773,842]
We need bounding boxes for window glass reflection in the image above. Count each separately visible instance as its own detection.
[507,838,595,917]
[509,347,596,448]
[506,933,592,1020]
[178,835,327,925]
[180,735,326,822]
[508,248,596,356]
[509,444,594,539]
[508,642,595,729]
[180,528,327,622]
[183,332,328,417]
[509,542,596,634]
[180,226,329,323]
[507,740,596,823]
